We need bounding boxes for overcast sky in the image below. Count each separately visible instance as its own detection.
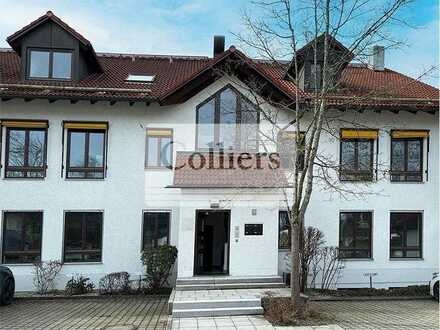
[0,0,438,86]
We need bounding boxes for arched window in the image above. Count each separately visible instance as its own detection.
[196,85,259,151]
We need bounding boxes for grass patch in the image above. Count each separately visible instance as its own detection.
[262,297,335,326]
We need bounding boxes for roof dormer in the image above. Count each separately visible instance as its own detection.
[285,33,353,92]
[6,11,102,82]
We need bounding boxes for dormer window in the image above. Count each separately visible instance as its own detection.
[310,63,322,90]
[28,49,72,80]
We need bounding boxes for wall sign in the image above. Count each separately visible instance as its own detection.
[245,224,263,235]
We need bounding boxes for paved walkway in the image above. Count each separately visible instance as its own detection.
[315,300,439,330]
[171,299,439,330]
[0,296,169,330]
[172,288,291,302]
[170,315,342,329]
[0,294,437,329]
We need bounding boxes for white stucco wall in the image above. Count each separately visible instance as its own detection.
[0,76,438,291]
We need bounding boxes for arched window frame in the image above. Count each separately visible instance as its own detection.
[195,84,260,151]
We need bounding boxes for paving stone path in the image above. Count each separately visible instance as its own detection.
[314,300,439,330]
[0,295,437,329]
[0,296,169,330]
[171,299,439,330]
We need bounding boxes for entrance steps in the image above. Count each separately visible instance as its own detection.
[172,298,263,318]
[170,276,285,318]
[175,275,285,291]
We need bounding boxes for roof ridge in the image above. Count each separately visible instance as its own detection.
[96,52,210,60]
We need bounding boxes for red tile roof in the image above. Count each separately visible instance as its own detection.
[171,152,289,188]
[0,47,438,108]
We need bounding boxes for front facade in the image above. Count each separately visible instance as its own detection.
[0,12,438,291]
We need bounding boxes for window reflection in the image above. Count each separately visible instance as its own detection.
[53,52,72,79]
[67,130,106,179]
[196,86,258,151]
[2,212,43,264]
[29,50,50,78]
[143,212,170,249]
[6,128,46,178]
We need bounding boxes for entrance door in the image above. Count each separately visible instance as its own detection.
[195,210,230,275]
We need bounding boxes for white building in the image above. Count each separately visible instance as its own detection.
[0,11,438,292]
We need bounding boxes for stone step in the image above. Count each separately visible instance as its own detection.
[172,298,261,310]
[175,282,285,291]
[176,276,284,286]
[172,306,264,318]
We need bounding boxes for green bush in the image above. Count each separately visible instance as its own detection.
[65,275,94,295]
[141,245,178,292]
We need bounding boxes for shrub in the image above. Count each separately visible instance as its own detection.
[262,297,333,326]
[32,260,63,295]
[98,272,130,295]
[65,275,95,295]
[141,245,178,292]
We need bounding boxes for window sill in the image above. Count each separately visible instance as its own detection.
[278,248,290,252]
[389,258,424,261]
[3,177,46,180]
[340,258,374,261]
[389,181,425,184]
[64,178,106,181]
[145,167,173,171]
[0,263,36,266]
[62,262,103,265]
[340,180,375,183]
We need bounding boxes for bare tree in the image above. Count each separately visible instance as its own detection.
[228,0,421,313]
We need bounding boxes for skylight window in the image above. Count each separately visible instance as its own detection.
[126,74,156,83]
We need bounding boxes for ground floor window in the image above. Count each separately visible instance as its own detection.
[142,212,170,249]
[278,211,290,249]
[390,212,422,258]
[339,211,372,259]
[2,211,43,264]
[64,211,103,262]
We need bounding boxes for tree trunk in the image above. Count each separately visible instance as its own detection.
[290,218,304,314]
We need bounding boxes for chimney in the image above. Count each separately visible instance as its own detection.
[369,45,385,71]
[213,35,225,57]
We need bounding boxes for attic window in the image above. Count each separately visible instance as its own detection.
[310,63,322,90]
[126,74,155,83]
[28,49,72,80]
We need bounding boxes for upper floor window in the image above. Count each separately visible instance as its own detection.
[28,49,72,80]
[2,211,43,264]
[196,85,259,151]
[146,128,173,168]
[339,129,378,181]
[64,122,107,179]
[390,130,428,182]
[3,120,48,178]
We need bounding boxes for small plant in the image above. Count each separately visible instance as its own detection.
[98,272,130,295]
[65,275,95,295]
[301,226,325,291]
[141,245,178,292]
[32,260,63,295]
